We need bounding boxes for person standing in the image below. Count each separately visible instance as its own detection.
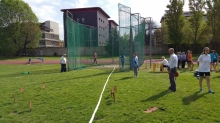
[181,52,187,69]
[212,50,219,71]
[168,48,178,92]
[60,54,67,72]
[177,52,181,69]
[93,53,97,64]
[210,50,214,71]
[120,54,126,69]
[197,47,214,94]
[133,53,139,77]
[187,50,194,70]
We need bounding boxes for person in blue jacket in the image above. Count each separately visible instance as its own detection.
[212,50,219,71]
[120,54,126,69]
[132,53,139,77]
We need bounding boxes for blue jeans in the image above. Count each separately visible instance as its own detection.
[168,67,177,91]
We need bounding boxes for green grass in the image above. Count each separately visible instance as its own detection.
[0,63,220,122]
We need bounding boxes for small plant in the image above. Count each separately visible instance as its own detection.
[54,52,57,56]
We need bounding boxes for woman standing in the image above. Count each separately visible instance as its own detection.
[197,47,214,94]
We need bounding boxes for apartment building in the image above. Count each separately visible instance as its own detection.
[61,7,118,47]
[39,21,61,47]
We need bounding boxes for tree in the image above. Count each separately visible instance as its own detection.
[166,0,185,51]
[105,28,120,56]
[206,0,220,50]
[188,0,209,52]
[145,19,158,45]
[0,0,41,56]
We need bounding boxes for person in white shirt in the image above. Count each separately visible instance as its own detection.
[160,56,169,71]
[168,48,178,92]
[197,47,214,94]
[60,54,67,72]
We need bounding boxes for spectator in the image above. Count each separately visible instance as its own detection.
[197,47,214,94]
[181,52,187,69]
[177,52,181,69]
[210,50,214,71]
[160,56,169,72]
[212,50,218,71]
[60,54,67,72]
[187,50,194,70]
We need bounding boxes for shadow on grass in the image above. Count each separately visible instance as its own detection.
[41,70,121,84]
[105,95,115,105]
[2,67,121,79]
[140,90,170,102]
[212,76,220,79]
[115,76,133,81]
[182,92,209,105]
[17,110,31,114]
[1,68,60,78]
[148,71,166,74]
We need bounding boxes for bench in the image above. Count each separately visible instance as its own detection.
[28,57,44,64]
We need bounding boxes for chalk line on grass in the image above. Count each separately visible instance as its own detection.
[89,68,115,123]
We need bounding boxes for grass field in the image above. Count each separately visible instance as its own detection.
[0,63,220,123]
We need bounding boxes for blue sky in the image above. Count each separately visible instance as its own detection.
[23,0,189,40]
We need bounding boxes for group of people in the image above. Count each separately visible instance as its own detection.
[161,50,194,70]
[160,50,194,71]
[60,47,217,94]
[166,47,215,93]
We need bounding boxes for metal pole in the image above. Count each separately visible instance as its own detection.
[112,29,114,64]
[149,18,152,68]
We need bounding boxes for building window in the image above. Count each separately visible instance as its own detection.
[39,40,45,45]
[77,18,80,22]
[82,18,85,23]
[51,34,54,39]
[42,33,45,38]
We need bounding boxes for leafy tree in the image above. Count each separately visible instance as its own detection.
[145,19,158,46]
[166,0,185,51]
[206,0,220,50]
[188,0,209,52]
[105,28,120,56]
[0,0,41,56]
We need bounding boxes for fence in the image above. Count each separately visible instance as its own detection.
[118,3,146,71]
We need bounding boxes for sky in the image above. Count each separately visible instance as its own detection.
[23,0,189,40]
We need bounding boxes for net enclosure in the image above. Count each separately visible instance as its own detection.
[64,4,146,71]
[64,10,119,70]
[118,3,146,71]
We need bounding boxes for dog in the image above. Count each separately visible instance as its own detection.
[110,86,117,102]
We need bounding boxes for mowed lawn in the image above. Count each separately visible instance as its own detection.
[0,63,220,123]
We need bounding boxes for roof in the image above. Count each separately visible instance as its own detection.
[61,7,110,18]
[40,23,51,32]
[109,20,119,26]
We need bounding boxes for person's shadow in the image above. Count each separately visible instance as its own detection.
[182,92,209,105]
[140,90,170,102]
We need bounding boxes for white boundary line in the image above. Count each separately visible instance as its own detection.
[89,68,115,123]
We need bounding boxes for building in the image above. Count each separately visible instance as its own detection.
[39,21,61,47]
[61,7,118,47]
[109,20,119,29]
